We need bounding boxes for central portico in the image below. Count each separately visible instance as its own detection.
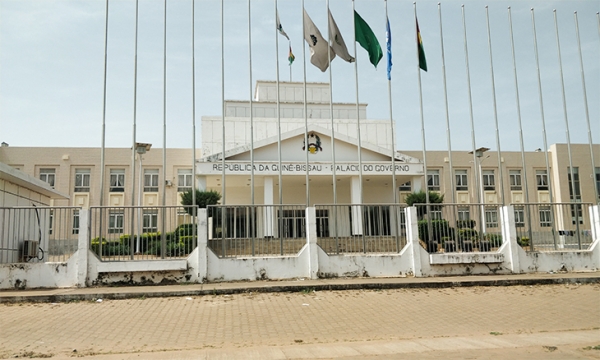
[196,81,424,206]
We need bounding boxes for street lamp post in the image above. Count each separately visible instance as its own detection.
[135,142,151,254]
[470,147,489,237]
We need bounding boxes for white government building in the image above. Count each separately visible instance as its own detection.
[1,81,599,237]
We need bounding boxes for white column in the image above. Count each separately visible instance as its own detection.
[306,207,319,279]
[405,206,422,277]
[196,176,207,191]
[412,176,424,192]
[263,177,274,237]
[76,209,90,287]
[351,176,363,235]
[197,208,208,282]
[500,205,520,273]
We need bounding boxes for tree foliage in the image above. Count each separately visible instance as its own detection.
[180,189,221,216]
[405,190,444,220]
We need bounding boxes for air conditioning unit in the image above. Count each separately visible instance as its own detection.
[20,240,39,262]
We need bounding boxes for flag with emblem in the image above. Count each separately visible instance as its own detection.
[328,9,354,63]
[303,9,336,72]
[354,10,382,68]
[276,9,289,40]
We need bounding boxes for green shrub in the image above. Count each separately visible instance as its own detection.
[518,237,530,247]
[457,228,478,242]
[176,223,197,237]
[484,233,503,247]
[418,220,454,243]
[457,219,476,229]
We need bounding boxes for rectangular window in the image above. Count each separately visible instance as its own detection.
[108,211,124,234]
[142,210,158,233]
[72,210,80,234]
[514,207,525,228]
[570,203,584,225]
[509,170,522,191]
[567,167,581,201]
[458,206,470,221]
[49,210,54,235]
[596,167,600,201]
[539,206,552,227]
[177,169,193,192]
[430,209,442,220]
[316,209,329,237]
[279,209,305,238]
[109,169,125,192]
[399,181,411,192]
[74,169,90,193]
[40,168,56,188]
[363,206,391,236]
[485,208,498,228]
[144,169,159,192]
[482,170,495,191]
[427,169,440,191]
[536,170,548,191]
[455,170,468,191]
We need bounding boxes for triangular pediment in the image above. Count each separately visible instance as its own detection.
[200,125,420,163]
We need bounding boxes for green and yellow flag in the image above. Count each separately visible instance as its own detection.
[288,45,295,65]
[354,11,382,68]
[416,18,427,71]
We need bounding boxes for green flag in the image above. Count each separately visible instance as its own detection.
[354,11,382,68]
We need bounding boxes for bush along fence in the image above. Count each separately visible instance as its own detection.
[0,204,598,289]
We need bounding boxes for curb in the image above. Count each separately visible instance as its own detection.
[1,275,598,304]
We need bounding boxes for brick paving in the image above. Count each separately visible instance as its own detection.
[0,283,598,359]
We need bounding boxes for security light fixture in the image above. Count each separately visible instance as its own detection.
[135,142,152,155]
[469,147,490,158]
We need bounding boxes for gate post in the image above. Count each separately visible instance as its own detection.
[76,209,90,287]
[197,208,208,283]
[306,207,318,279]
[406,206,422,277]
[500,205,520,273]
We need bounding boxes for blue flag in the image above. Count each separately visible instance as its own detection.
[386,18,392,80]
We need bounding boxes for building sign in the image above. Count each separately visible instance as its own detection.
[197,161,423,176]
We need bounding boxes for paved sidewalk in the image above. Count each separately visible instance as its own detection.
[1,271,599,303]
[1,280,599,359]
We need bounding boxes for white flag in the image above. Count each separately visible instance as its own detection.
[328,9,354,63]
[303,9,335,72]
[276,9,289,40]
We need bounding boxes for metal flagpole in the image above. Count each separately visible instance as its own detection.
[301,0,309,207]
[461,5,484,236]
[486,6,505,205]
[574,11,599,203]
[554,9,579,249]
[130,0,139,257]
[161,0,167,258]
[248,0,255,208]
[508,6,533,245]
[221,0,226,206]
[385,0,399,251]
[275,2,283,207]
[248,0,256,255]
[326,0,339,252]
[352,0,364,210]
[438,2,455,205]
[99,0,109,208]
[415,2,430,242]
[191,0,197,253]
[531,8,556,249]
[99,0,109,252]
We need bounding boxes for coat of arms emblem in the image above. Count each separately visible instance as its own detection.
[302,133,322,154]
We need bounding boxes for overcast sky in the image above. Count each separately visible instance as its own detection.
[0,0,598,152]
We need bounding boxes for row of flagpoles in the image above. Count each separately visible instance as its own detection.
[97,1,599,214]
